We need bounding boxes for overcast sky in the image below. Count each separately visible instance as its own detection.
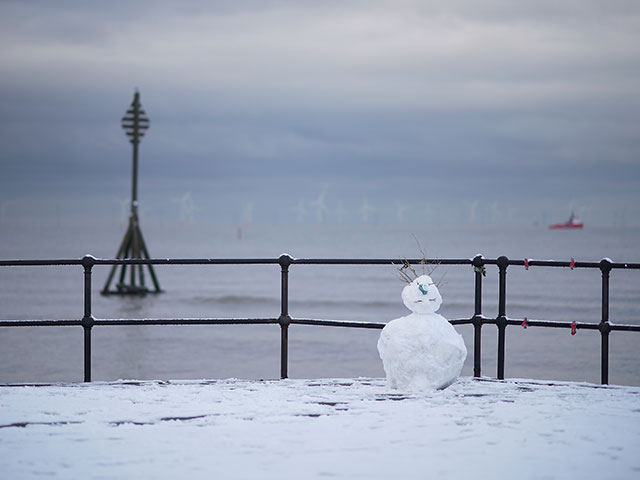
[1,0,639,226]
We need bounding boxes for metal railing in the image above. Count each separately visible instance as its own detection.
[1,254,639,384]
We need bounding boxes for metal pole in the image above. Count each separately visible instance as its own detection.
[118,236,130,287]
[131,92,139,209]
[496,256,509,380]
[130,93,140,290]
[600,258,612,384]
[278,254,293,379]
[101,224,131,294]
[129,217,137,287]
[472,255,484,377]
[138,228,162,293]
[81,255,96,382]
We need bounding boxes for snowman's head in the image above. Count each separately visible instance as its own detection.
[401,274,442,314]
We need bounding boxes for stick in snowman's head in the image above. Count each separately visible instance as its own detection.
[392,237,445,314]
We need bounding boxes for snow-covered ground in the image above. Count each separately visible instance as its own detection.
[1,377,639,479]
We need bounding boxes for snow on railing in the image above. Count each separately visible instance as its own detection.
[1,254,639,383]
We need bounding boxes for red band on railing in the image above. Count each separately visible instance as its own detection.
[570,257,576,270]
[522,318,528,329]
[524,259,530,270]
[571,321,577,335]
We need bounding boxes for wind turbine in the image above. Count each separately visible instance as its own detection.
[490,201,499,226]
[172,192,196,225]
[422,204,433,225]
[310,192,328,226]
[360,197,373,226]
[396,202,408,225]
[113,197,129,227]
[618,204,628,227]
[467,200,479,226]
[506,205,516,225]
[294,200,307,224]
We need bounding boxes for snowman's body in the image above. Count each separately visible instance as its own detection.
[377,274,466,391]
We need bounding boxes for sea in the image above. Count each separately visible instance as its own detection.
[1,217,639,386]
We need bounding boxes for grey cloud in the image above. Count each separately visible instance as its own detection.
[1,1,639,225]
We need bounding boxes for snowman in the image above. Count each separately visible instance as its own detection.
[377,273,467,391]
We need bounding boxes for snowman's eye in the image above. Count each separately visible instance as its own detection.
[418,284,428,295]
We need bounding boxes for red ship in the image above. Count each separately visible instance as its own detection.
[548,211,584,229]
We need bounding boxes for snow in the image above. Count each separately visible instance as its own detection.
[378,275,467,390]
[1,377,639,479]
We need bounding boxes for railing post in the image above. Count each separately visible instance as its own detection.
[599,258,612,385]
[278,254,293,379]
[81,255,96,382]
[472,254,485,377]
[496,256,509,380]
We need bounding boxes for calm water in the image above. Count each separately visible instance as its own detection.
[1,218,639,385]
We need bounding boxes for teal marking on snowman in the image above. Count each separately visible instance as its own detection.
[418,283,428,295]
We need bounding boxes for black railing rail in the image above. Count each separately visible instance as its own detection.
[1,254,639,384]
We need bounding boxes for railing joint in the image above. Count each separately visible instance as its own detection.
[472,254,485,268]
[278,253,293,269]
[81,254,96,270]
[599,321,611,335]
[496,255,509,270]
[81,315,95,329]
[599,257,613,274]
[278,314,292,327]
